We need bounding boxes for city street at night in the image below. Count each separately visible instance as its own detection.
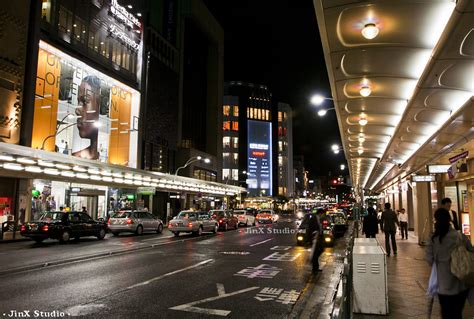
[0,217,317,319]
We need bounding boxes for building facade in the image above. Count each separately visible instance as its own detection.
[277,102,294,198]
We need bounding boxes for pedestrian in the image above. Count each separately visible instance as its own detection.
[380,203,399,256]
[309,209,324,273]
[440,198,460,230]
[362,207,378,238]
[81,206,87,213]
[399,208,408,239]
[426,208,473,319]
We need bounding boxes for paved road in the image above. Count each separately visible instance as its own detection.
[0,216,317,319]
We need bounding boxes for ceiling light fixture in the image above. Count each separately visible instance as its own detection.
[361,23,379,40]
[358,149,364,155]
[359,86,372,97]
[358,137,366,143]
[359,118,368,126]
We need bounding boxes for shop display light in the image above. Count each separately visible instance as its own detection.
[103,176,113,182]
[25,166,43,173]
[44,168,59,175]
[124,179,133,184]
[17,158,36,164]
[90,175,102,181]
[4,163,24,171]
[114,178,124,184]
[61,171,75,178]
[76,173,89,179]
[0,155,15,161]
[100,171,112,176]
[38,160,55,167]
[112,172,123,178]
[56,164,71,170]
[73,166,87,172]
[88,169,101,175]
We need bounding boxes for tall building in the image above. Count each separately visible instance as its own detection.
[293,155,308,196]
[222,82,293,199]
[277,102,294,198]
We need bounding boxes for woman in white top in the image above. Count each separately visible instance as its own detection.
[398,208,408,239]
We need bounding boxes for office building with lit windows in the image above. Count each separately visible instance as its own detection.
[222,82,293,198]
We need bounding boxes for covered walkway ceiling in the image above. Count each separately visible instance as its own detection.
[314,0,473,193]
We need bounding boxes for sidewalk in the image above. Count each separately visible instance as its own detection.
[354,231,474,319]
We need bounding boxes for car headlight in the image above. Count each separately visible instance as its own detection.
[324,237,332,242]
[297,236,304,241]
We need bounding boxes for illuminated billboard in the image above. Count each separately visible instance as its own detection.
[32,41,140,168]
[247,120,272,196]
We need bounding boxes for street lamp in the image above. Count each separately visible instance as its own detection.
[340,164,346,171]
[331,144,342,154]
[310,94,333,106]
[317,108,335,117]
[174,156,211,176]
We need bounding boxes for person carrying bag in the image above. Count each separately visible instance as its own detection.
[426,208,474,319]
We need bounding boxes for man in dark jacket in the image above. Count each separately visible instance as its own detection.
[380,203,399,256]
[363,207,379,238]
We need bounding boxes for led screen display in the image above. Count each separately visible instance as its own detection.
[247,120,272,196]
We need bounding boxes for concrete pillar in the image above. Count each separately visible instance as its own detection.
[414,182,432,245]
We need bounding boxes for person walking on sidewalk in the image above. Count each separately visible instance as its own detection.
[362,207,378,238]
[426,208,473,319]
[440,197,460,230]
[380,203,399,256]
[399,208,408,239]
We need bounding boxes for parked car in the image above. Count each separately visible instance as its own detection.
[210,210,239,231]
[256,209,279,223]
[233,209,256,226]
[168,211,218,236]
[108,210,163,236]
[20,211,107,243]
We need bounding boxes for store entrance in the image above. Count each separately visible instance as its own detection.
[67,189,106,220]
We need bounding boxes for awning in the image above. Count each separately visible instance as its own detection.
[0,142,245,196]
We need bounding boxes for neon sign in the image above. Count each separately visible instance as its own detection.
[110,0,141,29]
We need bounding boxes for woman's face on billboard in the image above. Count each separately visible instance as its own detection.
[76,81,99,138]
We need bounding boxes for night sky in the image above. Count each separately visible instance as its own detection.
[204,0,347,178]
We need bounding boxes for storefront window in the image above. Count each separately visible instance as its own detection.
[41,0,52,22]
[31,41,140,168]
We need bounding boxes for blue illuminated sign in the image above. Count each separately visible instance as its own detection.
[247,120,272,196]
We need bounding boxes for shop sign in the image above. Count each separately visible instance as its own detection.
[449,151,469,163]
[126,194,135,200]
[108,25,140,51]
[110,0,141,29]
[411,175,435,182]
[137,186,156,195]
[427,164,450,174]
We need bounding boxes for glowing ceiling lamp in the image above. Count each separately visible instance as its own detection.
[361,23,379,40]
[358,149,364,155]
[359,118,368,126]
[359,86,372,97]
[358,137,366,143]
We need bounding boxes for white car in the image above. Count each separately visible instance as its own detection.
[233,210,256,226]
[256,209,279,223]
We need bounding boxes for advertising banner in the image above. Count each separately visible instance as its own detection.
[31,41,140,168]
[247,120,272,197]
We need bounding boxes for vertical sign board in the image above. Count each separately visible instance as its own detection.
[247,120,272,197]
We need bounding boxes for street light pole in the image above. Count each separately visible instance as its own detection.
[174,156,210,176]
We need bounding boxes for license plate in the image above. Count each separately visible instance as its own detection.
[30,225,38,231]
[177,223,183,226]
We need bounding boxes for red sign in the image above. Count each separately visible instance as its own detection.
[252,151,266,157]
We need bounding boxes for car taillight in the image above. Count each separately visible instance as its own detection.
[126,219,133,225]
[188,223,193,228]
[219,219,223,223]
[20,225,26,231]
[322,220,328,227]
[168,223,172,228]
[42,225,49,232]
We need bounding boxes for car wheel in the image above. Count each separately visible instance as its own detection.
[157,224,163,234]
[112,232,119,237]
[34,238,45,244]
[212,224,218,233]
[59,230,71,243]
[173,231,180,237]
[97,228,106,240]
[135,225,143,236]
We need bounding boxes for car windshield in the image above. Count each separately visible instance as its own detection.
[176,212,196,220]
[233,211,246,215]
[34,212,64,221]
[111,211,132,218]
[259,210,272,214]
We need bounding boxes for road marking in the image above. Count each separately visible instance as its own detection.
[127,259,214,289]
[270,246,292,251]
[217,283,226,296]
[250,238,274,247]
[170,284,259,316]
[263,252,301,261]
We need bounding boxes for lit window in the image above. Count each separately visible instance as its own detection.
[266,110,270,121]
[278,141,283,152]
[233,105,239,117]
[233,153,238,164]
[250,108,254,119]
[232,137,239,148]
[232,169,239,181]
[278,112,283,122]
[223,105,230,116]
[223,121,231,131]
[222,169,230,180]
[223,137,230,148]
[232,121,239,131]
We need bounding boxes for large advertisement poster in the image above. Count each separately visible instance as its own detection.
[247,120,272,197]
[32,41,139,168]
